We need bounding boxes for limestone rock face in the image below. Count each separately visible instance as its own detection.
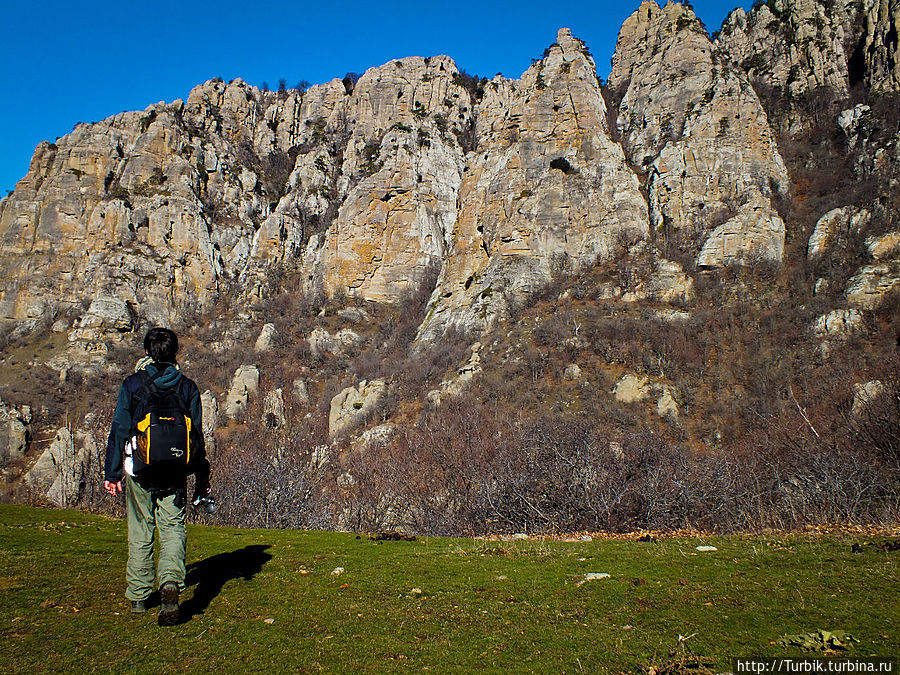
[697,195,785,267]
[837,207,900,310]
[201,390,218,454]
[329,379,387,437]
[224,364,260,419]
[0,398,30,467]
[716,0,899,98]
[427,342,483,405]
[308,327,363,358]
[807,206,871,262]
[601,249,696,304]
[263,388,287,429]
[813,308,864,340]
[839,105,872,149]
[0,15,888,384]
[643,259,696,303]
[78,296,134,332]
[867,232,900,260]
[292,378,310,404]
[354,423,395,452]
[613,373,679,420]
[254,323,277,352]
[656,388,680,420]
[337,306,370,323]
[0,76,346,336]
[813,308,864,357]
[846,262,900,309]
[24,427,92,506]
[0,102,225,329]
[717,0,860,97]
[310,56,473,303]
[0,23,741,349]
[563,364,583,381]
[614,373,653,404]
[421,28,649,338]
[609,1,789,268]
[864,0,900,93]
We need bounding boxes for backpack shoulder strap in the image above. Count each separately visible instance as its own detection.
[136,369,156,391]
[130,370,156,426]
[175,378,196,410]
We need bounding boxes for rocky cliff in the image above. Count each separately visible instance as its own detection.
[718,0,900,98]
[609,1,789,267]
[2,0,895,343]
[717,0,862,97]
[420,29,648,338]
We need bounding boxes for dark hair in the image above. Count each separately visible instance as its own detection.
[144,327,179,363]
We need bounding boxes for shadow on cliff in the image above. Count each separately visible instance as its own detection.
[179,544,273,623]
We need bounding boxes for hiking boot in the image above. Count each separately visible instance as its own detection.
[131,600,147,614]
[158,582,180,626]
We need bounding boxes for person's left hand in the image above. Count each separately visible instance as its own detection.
[104,480,122,496]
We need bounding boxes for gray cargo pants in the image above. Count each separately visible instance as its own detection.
[125,475,186,601]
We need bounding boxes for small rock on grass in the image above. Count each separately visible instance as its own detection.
[576,573,611,586]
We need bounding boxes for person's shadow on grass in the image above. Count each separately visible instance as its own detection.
[179,544,273,622]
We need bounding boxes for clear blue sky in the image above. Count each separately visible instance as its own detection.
[0,0,752,195]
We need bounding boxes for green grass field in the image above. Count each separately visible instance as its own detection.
[0,504,897,673]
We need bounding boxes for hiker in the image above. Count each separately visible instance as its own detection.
[104,327,210,626]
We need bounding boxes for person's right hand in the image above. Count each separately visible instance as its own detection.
[104,480,122,496]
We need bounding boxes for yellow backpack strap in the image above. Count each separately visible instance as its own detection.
[136,415,151,433]
[184,415,192,464]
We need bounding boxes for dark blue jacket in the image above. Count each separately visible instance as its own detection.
[105,362,209,490]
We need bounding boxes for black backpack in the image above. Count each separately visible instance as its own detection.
[131,370,195,479]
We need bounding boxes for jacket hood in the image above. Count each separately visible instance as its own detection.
[144,362,182,389]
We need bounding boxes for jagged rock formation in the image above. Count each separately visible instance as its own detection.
[201,390,219,455]
[807,206,871,261]
[812,307,864,356]
[308,56,473,303]
[718,0,900,99]
[0,398,29,468]
[867,231,900,259]
[846,261,900,309]
[224,364,260,419]
[1,1,896,351]
[427,342,483,404]
[717,0,861,96]
[420,28,649,338]
[254,323,277,352]
[0,81,304,337]
[292,378,310,404]
[863,0,900,93]
[608,1,790,268]
[329,379,387,437]
[308,326,362,357]
[595,247,696,303]
[696,193,786,266]
[263,388,287,429]
[23,426,94,506]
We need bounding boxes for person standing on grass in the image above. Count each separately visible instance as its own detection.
[104,327,210,626]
